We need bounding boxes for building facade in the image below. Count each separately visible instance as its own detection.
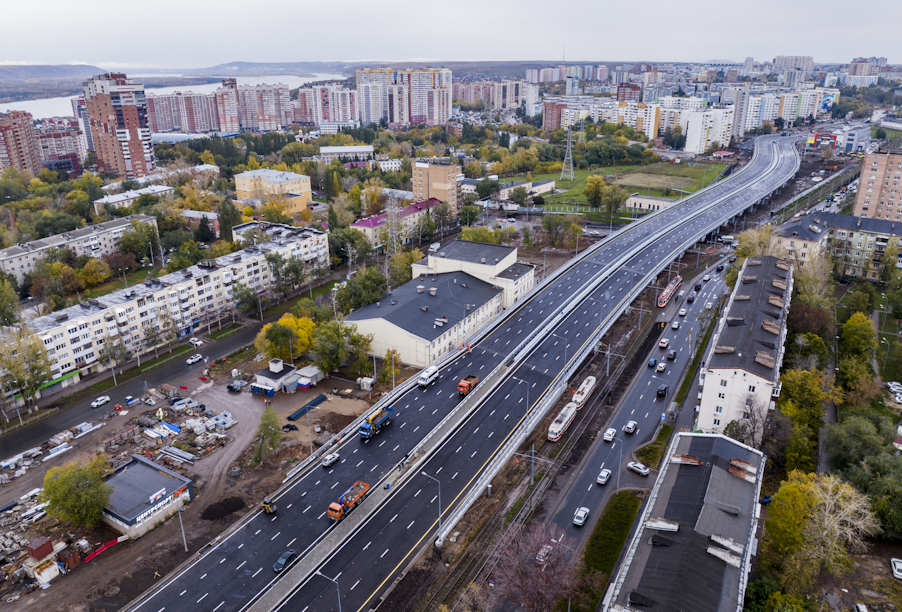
[0,111,41,176]
[412,162,460,211]
[625,193,677,211]
[774,55,814,73]
[92,185,173,215]
[853,149,902,218]
[356,68,452,127]
[82,73,155,179]
[234,169,312,214]
[350,198,436,249]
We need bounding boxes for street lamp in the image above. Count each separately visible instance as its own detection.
[551,332,569,368]
[421,472,442,536]
[552,537,577,612]
[315,571,342,612]
[882,337,891,375]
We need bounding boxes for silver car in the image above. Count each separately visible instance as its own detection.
[597,468,612,485]
[627,462,650,476]
[321,453,340,468]
[573,507,590,526]
[603,428,616,442]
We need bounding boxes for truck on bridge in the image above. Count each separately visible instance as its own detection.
[358,408,393,440]
[327,480,370,521]
[458,375,479,396]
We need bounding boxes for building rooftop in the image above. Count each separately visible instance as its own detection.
[495,261,536,281]
[705,256,792,382]
[104,454,192,523]
[0,214,157,260]
[351,199,438,229]
[430,239,515,265]
[346,271,502,342]
[93,185,173,205]
[255,361,297,381]
[607,433,764,612]
[320,145,374,154]
[774,216,829,242]
[383,188,414,201]
[235,169,308,182]
[180,210,219,220]
[628,193,677,202]
[810,211,902,237]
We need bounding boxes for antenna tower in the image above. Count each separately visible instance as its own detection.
[383,196,404,260]
[560,127,575,182]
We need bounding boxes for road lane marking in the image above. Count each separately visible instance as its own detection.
[391,514,398,522]
[270,531,280,541]
[180,590,187,596]
[381,549,390,558]
[331,482,338,489]
[288,537,296,547]
[431,495,437,503]
[197,594,208,603]
[364,541,371,550]
[220,558,226,564]
[318,512,325,519]
[213,603,224,611]
[252,568,262,578]
[351,580,360,591]
[414,489,421,497]
[471,450,478,458]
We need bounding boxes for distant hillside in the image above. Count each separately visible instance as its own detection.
[0,64,103,81]
[184,61,348,77]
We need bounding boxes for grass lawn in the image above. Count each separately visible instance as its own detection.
[635,424,674,469]
[206,323,245,341]
[87,267,162,298]
[873,125,902,140]
[262,281,339,320]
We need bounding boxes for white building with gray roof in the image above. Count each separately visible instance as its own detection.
[696,256,793,443]
[0,214,158,285]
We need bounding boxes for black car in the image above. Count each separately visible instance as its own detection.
[168,396,184,405]
[694,283,702,291]
[716,264,724,272]
[657,384,669,397]
[729,256,737,263]
[667,350,677,360]
[687,295,695,303]
[273,549,296,573]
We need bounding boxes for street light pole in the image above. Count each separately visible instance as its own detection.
[177,506,188,552]
[315,571,342,612]
[882,338,891,375]
[421,472,442,535]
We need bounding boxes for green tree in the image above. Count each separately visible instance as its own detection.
[475,179,500,200]
[81,258,112,287]
[460,205,481,226]
[542,215,569,247]
[310,320,351,373]
[764,592,805,612]
[328,203,339,230]
[231,282,262,317]
[778,369,843,433]
[432,201,455,237]
[0,327,52,410]
[743,573,781,612]
[599,183,628,214]
[217,199,242,243]
[840,311,877,362]
[765,470,816,558]
[254,405,282,464]
[583,175,606,208]
[348,184,363,215]
[783,421,817,473]
[510,186,529,207]
[881,242,899,282]
[841,290,871,323]
[0,278,19,326]
[41,455,111,527]
[347,327,374,378]
[119,220,161,263]
[194,216,215,242]
[255,322,296,362]
[383,348,402,383]
[335,267,387,313]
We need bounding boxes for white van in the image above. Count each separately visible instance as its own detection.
[417,366,439,387]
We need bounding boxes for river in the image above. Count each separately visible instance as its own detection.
[0,73,345,119]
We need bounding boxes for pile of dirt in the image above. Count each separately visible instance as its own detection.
[201,496,246,520]
[319,410,356,433]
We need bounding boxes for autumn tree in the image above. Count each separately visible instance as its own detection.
[778,368,843,433]
[583,175,606,208]
[736,226,777,258]
[382,348,402,383]
[81,258,112,287]
[0,327,52,411]
[839,311,877,362]
[793,255,834,309]
[0,278,19,326]
[335,267,387,313]
[254,406,282,464]
[41,455,112,527]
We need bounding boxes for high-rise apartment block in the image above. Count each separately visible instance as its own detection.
[682,107,735,155]
[0,111,42,176]
[358,83,384,125]
[849,61,874,76]
[412,163,460,211]
[616,83,642,102]
[773,55,814,73]
[213,86,241,133]
[235,83,291,132]
[82,73,155,179]
[71,97,95,152]
[356,69,451,127]
[853,150,902,219]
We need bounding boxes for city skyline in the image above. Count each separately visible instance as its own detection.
[1,0,897,69]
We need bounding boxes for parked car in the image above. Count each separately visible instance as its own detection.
[603,428,616,442]
[627,462,650,476]
[91,396,110,408]
[321,453,340,468]
[656,362,666,373]
[189,337,204,347]
[536,544,554,565]
[624,420,637,434]
[892,558,902,580]
[227,381,247,392]
[168,396,184,405]
[273,550,296,573]
[573,507,590,526]
[679,308,687,316]
[597,468,612,485]
[658,339,669,349]
[186,353,203,365]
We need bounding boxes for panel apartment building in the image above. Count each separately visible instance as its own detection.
[0,110,42,176]
[355,68,452,127]
[19,225,328,398]
[0,214,158,284]
[83,73,156,179]
[412,162,460,211]
[853,149,902,219]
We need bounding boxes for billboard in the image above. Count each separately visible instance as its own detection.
[820,92,837,114]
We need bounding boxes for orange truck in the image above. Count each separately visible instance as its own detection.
[458,375,479,396]
[327,480,370,521]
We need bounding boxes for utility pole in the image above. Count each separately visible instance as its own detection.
[561,127,575,182]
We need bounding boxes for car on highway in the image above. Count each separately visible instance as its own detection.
[91,396,110,408]
[657,384,669,397]
[186,353,203,365]
[603,428,616,442]
[624,420,637,434]
[273,549,296,573]
[627,462,650,476]
[694,283,702,291]
[703,274,711,282]
[573,507,590,526]
[729,256,737,263]
[687,295,695,303]
[597,468,612,485]
[716,265,724,272]
[647,358,657,368]
[658,338,669,349]
[536,544,554,565]
[671,321,679,329]
[656,362,666,373]
[321,453,340,468]
[667,350,677,360]
[705,302,713,310]
[679,308,687,316]
[189,337,204,347]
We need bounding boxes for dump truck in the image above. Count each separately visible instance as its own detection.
[261,497,277,514]
[458,375,479,396]
[358,407,393,440]
[327,480,370,521]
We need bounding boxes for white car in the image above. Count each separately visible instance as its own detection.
[705,302,713,310]
[597,468,612,485]
[186,353,203,365]
[627,462,650,476]
[895,393,902,404]
[603,427,616,442]
[321,453,340,468]
[658,338,670,349]
[671,321,679,329]
[624,420,638,434]
[573,507,590,526]
[189,337,204,347]
[656,362,666,373]
[703,274,711,282]
[892,558,902,580]
[91,396,110,409]
[678,308,687,316]
[536,544,554,565]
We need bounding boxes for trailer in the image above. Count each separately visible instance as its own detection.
[359,408,393,440]
[327,480,370,521]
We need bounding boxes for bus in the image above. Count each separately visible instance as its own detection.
[657,275,682,308]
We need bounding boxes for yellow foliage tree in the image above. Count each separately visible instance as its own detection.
[81,258,112,287]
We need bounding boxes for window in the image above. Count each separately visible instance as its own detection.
[720,380,727,387]
[717,392,725,399]
[748,385,756,392]
[713,419,721,426]
[715,406,723,413]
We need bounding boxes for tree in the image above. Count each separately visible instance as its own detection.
[475,179,500,200]
[335,267,387,313]
[0,327,52,411]
[81,258,111,287]
[310,320,351,373]
[778,368,843,433]
[292,297,332,324]
[841,291,871,323]
[764,592,806,612]
[328,203,339,230]
[231,282,262,317]
[277,313,316,355]
[346,328,374,378]
[794,255,834,309]
[97,333,128,387]
[431,201,454,237]
[881,241,899,282]
[194,216,216,242]
[460,205,481,226]
[143,325,163,358]
[542,214,569,247]
[119,220,161,263]
[362,177,385,216]
[387,249,423,288]
[583,175,606,208]
[822,146,833,160]
[254,405,283,464]
[599,183,628,214]
[217,199,241,243]
[783,421,817,474]
[41,455,111,527]
[255,322,295,362]
[840,311,877,362]
[382,348,402,383]
[509,186,529,207]
[0,278,19,326]
[787,302,832,339]
[260,195,291,224]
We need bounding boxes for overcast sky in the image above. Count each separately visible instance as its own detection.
[2,0,897,69]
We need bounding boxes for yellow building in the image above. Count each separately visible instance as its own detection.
[234,169,312,215]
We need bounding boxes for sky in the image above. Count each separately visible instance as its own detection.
[1,0,898,69]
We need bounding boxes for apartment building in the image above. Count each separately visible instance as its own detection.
[350,198,437,248]
[0,111,42,176]
[21,226,328,393]
[358,82,384,125]
[774,55,814,73]
[853,150,902,218]
[492,80,526,110]
[213,86,241,133]
[697,257,793,441]
[146,91,220,133]
[319,145,374,164]
[412,163,460,211]
[292,90,317,125]
[773,215,830,267]
[92,185,174,215]
[355,68,452,126]
[542,102,569,131]
[616,83,642,102]
[83,73,155,179]
[234,168,312,214]
[234,83,291,132]
[70,97,95,152]
[180,210,220,238]
[0,214,158,284]
[682,107,735,155]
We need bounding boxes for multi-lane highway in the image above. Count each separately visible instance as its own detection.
[128,136,800,612]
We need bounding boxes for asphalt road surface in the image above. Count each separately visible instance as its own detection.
[128,136,800,612]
